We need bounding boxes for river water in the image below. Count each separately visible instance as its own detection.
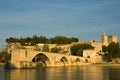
[0,65,120,80]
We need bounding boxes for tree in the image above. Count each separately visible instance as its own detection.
[42,44,49,52]
[102,45,108,52]
[50,36,79,44]
[0,51,11,63]
[102,42,120,59]
[70,37,79,42]
[51,47,62,53]
[6,37,19,43]
[70,43,94,56]
[50,36,70,44]
[107,42,120,58]
[6,35,79,45]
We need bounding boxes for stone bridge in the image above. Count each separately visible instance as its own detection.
[8,49,87,68]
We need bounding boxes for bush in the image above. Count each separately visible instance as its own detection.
[0,51,11,63]
[102,42,120,59]
[51,47,62,53]
[70,43,94,56]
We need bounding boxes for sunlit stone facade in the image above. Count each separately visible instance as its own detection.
[101,31,118,46]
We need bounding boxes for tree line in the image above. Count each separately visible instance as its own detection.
[6,35,79,46]
[102,42,120,59]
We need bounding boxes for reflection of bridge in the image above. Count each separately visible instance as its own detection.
[8,49,87,68]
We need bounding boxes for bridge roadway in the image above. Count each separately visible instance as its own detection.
[8,49,87,68]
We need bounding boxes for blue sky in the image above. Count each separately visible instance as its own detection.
[0,0,120,50]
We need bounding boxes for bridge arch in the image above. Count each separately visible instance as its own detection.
[58,56,70,66]
[60,56,69,63]
[75,58,80,62]
[31,53,51,66]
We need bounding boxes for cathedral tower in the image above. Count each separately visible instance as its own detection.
[101,31,108,46]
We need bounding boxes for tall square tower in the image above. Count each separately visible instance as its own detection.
[108,35,118,43]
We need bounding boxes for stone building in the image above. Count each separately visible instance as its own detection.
[82,31,118,63]
[4,31,118,64]
[83,50,104,63]
[108,35,118,43]
[101,31,118,46]
[101,31,109,46]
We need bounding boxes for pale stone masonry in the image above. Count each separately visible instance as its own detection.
[9,49,87,68]
[4,32,118,68]
[108,35,118,43]
[101,31,118,46]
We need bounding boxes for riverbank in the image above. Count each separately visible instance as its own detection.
[42,63,120,68]
[2,62,120,69]
[80,63,120,67]
[0,63,4,67]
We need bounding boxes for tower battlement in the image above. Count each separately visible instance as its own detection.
[101,31,118,46]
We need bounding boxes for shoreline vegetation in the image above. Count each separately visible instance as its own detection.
[79,63,120,67]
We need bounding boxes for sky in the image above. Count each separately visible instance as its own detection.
[0,0,120,51]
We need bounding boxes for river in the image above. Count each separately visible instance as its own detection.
[0,65,120,80]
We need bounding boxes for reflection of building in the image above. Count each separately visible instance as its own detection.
[5,69,37,80]
[109,68,120,80]
[82,66,109,80]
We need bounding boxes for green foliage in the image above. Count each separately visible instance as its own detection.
[50,36,69,44]
[42,44,49,52]
[102,42,120,59]
[70,43,94,56]
[6,35,79,45]
[6,35,49,46]
[76,49,83,56]
[0,51,11,63]
[6,37,19,43]
[50,36,79,44]
[109,42,119,58]
[102,45,108,52]
[70,37,79,42]
[51,47,62,53]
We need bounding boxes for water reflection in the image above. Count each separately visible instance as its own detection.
[5,69,37,80]
[109,67,120,80]
[3,66,120,80]
[80,66,109,80]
